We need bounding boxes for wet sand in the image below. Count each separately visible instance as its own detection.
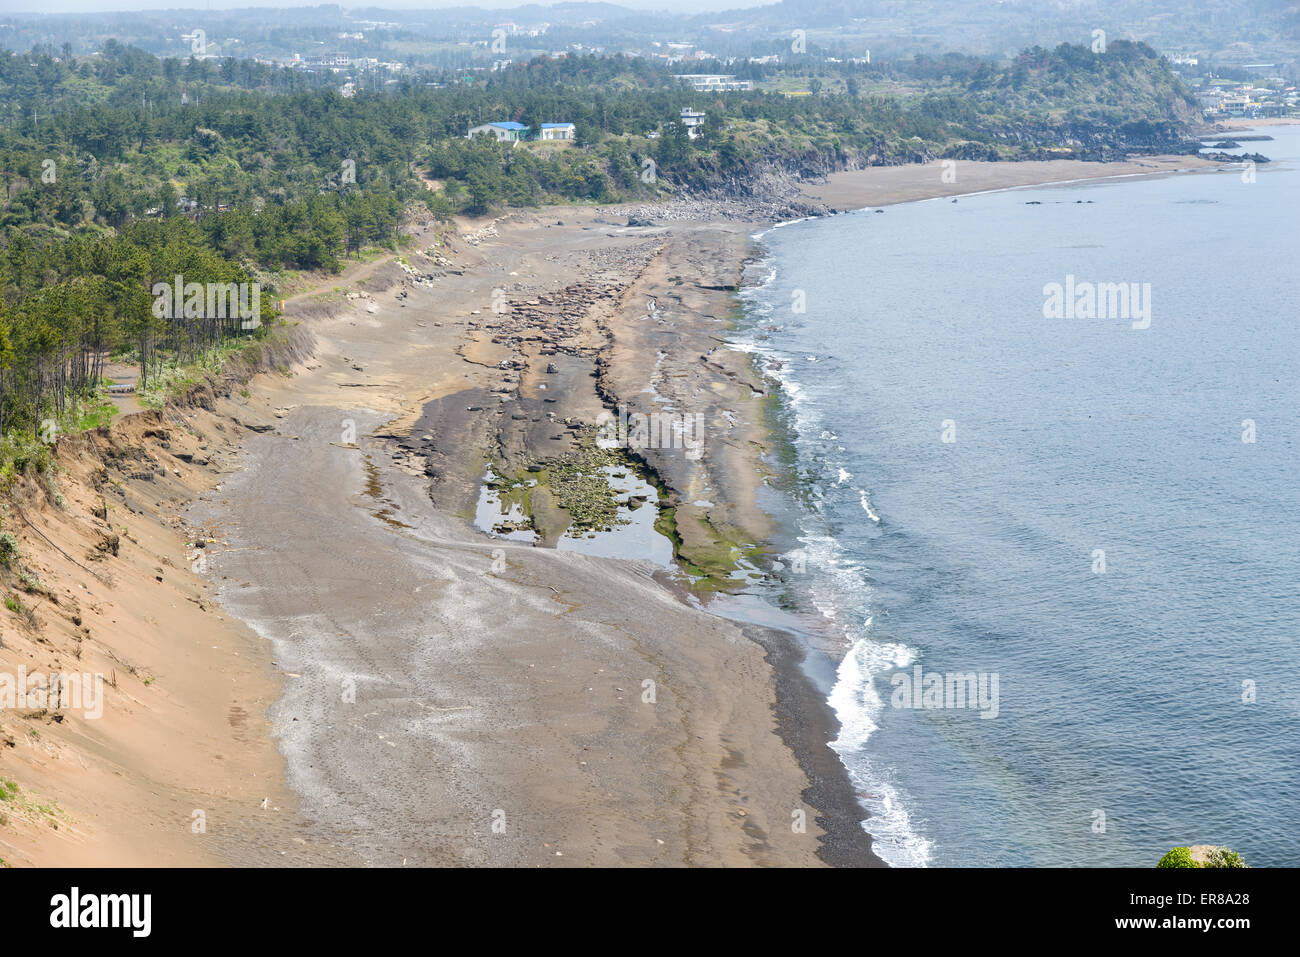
[185,209,865,865]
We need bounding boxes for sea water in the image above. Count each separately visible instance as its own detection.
[735,127,1300,866]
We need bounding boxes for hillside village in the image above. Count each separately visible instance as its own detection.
[467,120,576,142]
[468,109,707,143]
[1189,75,1298,119]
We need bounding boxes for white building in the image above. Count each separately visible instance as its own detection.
[467,121,530,141]
[674,74,752,92]
[539,122,575,141]
[680,108,706,139]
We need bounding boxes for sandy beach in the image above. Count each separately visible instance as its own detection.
[1214,117,1300,128]
[0,404,354,867]
[0,150,1235,868]
[799,153,1224,210]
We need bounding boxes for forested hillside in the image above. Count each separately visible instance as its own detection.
[0,39,1198,449]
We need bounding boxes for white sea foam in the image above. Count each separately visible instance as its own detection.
[858,488,881,523]
[751,216,818,241]
[828,634,915,753]
[826,629,934,866]
[845,771,935,868]
[785,470,929,867]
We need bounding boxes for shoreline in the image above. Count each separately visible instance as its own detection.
[1212,116,1300,128]
[794,153,1228,212]
[0,150,1243,868]
[693,149,1249,864]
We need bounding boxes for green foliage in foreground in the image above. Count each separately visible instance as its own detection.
[1158,846,1248,868]
[1207,847,1248,868]
[0,531,18,567]
[1157,847,1198,868]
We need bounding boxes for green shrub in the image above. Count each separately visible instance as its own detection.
[0,432,52,484]
[0,532,19,567]
[1157,847,1198,868]
[1207,847,1247,868]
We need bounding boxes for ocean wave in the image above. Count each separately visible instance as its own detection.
[829,634,916,752]
[843,767,935,868]
[828,634,933,867]
[858,488,881,524]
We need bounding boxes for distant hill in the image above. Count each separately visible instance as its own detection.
[2,1,1297,67]
[689,0,1300,62]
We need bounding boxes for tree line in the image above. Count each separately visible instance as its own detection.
[0,39,1197,446]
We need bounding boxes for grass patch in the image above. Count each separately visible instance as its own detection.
[70,397,118,432]
[0,779,68,831]
[0,432,53,487]
[0,532,19,567]
[4,592,36,628]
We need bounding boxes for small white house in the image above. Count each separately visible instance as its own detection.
[539,122,576,141]
[467,121,530,141]
[680,108,706,139]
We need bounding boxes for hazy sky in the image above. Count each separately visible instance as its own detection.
[3,0,761,13]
